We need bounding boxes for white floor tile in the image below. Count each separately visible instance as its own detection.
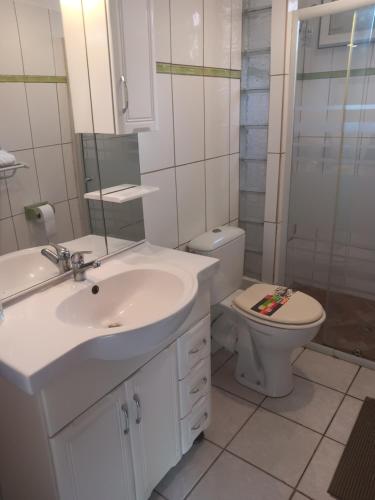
[149,492,164,500]
[211,349,232,375]
[205,387,256,448]
[291,347,304,364]
[156,439,221,500]
[326,396,363,445]
[262,376,343,434]
[187,451,292,500]
[348,367,375,400]
[293,349,358,392]
[228,408,321,487]
[292,493,310,500]
[212,356,265,405]
[299,437,344,500]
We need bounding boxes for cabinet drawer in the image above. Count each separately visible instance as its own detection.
[177,315,211,380]
[179,357,211,419]
[180,394,211,454]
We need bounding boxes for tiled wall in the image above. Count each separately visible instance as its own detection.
[240,0,271,279]
[139,0,242,250]
[0,0,86,256]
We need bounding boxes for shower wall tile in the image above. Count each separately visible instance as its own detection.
[26,83,61,147]
[171,0,203,66]
[139,74,175,173]
[231,0,243,70]
[230,78,241,153]
[15,1,55,75]
[240,191,265,223]
[0,218,18,255]
[0,83,32,151]
[299,79,330,137]
[204,0,231,69]
[240,221,264,252]
[0,0,23,74]
[206,156,230,229]
[244,250,262,279]
[244,0,272,10]
[204,76,230,158]
[154,0,171,62]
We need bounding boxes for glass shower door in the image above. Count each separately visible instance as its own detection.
[286,3,375,360]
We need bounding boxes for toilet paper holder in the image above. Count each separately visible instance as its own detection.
[24,202,55,220]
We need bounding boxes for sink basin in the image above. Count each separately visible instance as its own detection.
[56,266,198,360]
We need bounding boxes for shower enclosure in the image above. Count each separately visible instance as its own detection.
[285,0,375,362]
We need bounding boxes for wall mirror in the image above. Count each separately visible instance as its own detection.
[0,0,145,301]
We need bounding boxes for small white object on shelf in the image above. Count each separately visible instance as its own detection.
[84,184,159,204]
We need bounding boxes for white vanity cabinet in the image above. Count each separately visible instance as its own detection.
[60,0,157,134]
[51,345,180,500]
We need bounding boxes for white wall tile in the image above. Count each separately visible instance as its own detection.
[6,149,40,215]
[267,75,284,153]
[57,83,72,143]
[206,156,230,229]
[69,198,88,238]
[0,0,23,74]
[15,1,55,75]
[62,143,78,199]
[34,145,68,203]
[50,9,66,76]
[261,221,277,283]
[171,0,203,66]
[173,75,204,165]
[205,77,230,158]
[141,168,178,248]
[54,200,74,242]
[0,218,18,255]
[0,83,32,151]
[139,74,174,173]
[176,161,206,244]
[231,0,243,70]
[230,78,240,153]
[204,0,231,69]
[299,79,330,137]
[270,0,286,75]
[13,213,36,249]
[26,83,60,147]
[154,0,171,62]
[0,178,11,220]
[230,153,239,220]
[264,153,280,222]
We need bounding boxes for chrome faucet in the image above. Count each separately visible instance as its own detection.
[71,251,101,282]
[41,242,71,272]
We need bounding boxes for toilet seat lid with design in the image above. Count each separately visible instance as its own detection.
[233,284,324,325]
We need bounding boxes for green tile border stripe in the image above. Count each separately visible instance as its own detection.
[156,62,241,79]
[297,67,375,80]
[0,74,67,83]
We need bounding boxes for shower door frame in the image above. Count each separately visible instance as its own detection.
[275,0,375,285]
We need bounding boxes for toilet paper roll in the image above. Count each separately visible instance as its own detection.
[38,203,56,240]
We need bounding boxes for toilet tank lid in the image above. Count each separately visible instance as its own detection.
[188,226,245,253]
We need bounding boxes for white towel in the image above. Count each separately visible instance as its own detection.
[0,149,16,168]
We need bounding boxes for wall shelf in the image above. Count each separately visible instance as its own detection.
[84,184,159,204]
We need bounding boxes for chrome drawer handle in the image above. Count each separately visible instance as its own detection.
[189,338,207,355]
[133,394,142,424]
[191,412,208,431]
[121,75,128,114]
[190,376,208,395]
[121,404,129,435]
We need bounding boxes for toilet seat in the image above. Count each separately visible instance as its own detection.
[232,283,325,329]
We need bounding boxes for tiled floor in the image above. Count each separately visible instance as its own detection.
[152,347,375,500]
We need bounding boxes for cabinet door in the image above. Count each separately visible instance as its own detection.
[50,387,135,500]
[126,344,181,500]
[108,0,157,134]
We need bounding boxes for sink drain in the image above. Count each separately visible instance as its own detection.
[107,322,122,328]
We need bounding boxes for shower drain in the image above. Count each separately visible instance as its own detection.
[107,322,123,328]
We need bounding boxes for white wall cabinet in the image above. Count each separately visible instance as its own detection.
[51,345,180,500]
[60,0,157,134]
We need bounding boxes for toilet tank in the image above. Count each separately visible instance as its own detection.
[188,226,245,304]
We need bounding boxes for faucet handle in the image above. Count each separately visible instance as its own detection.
[71,250,92,263]
[48,242,70,257]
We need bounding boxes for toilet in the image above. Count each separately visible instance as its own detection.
[188,226,326,398]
